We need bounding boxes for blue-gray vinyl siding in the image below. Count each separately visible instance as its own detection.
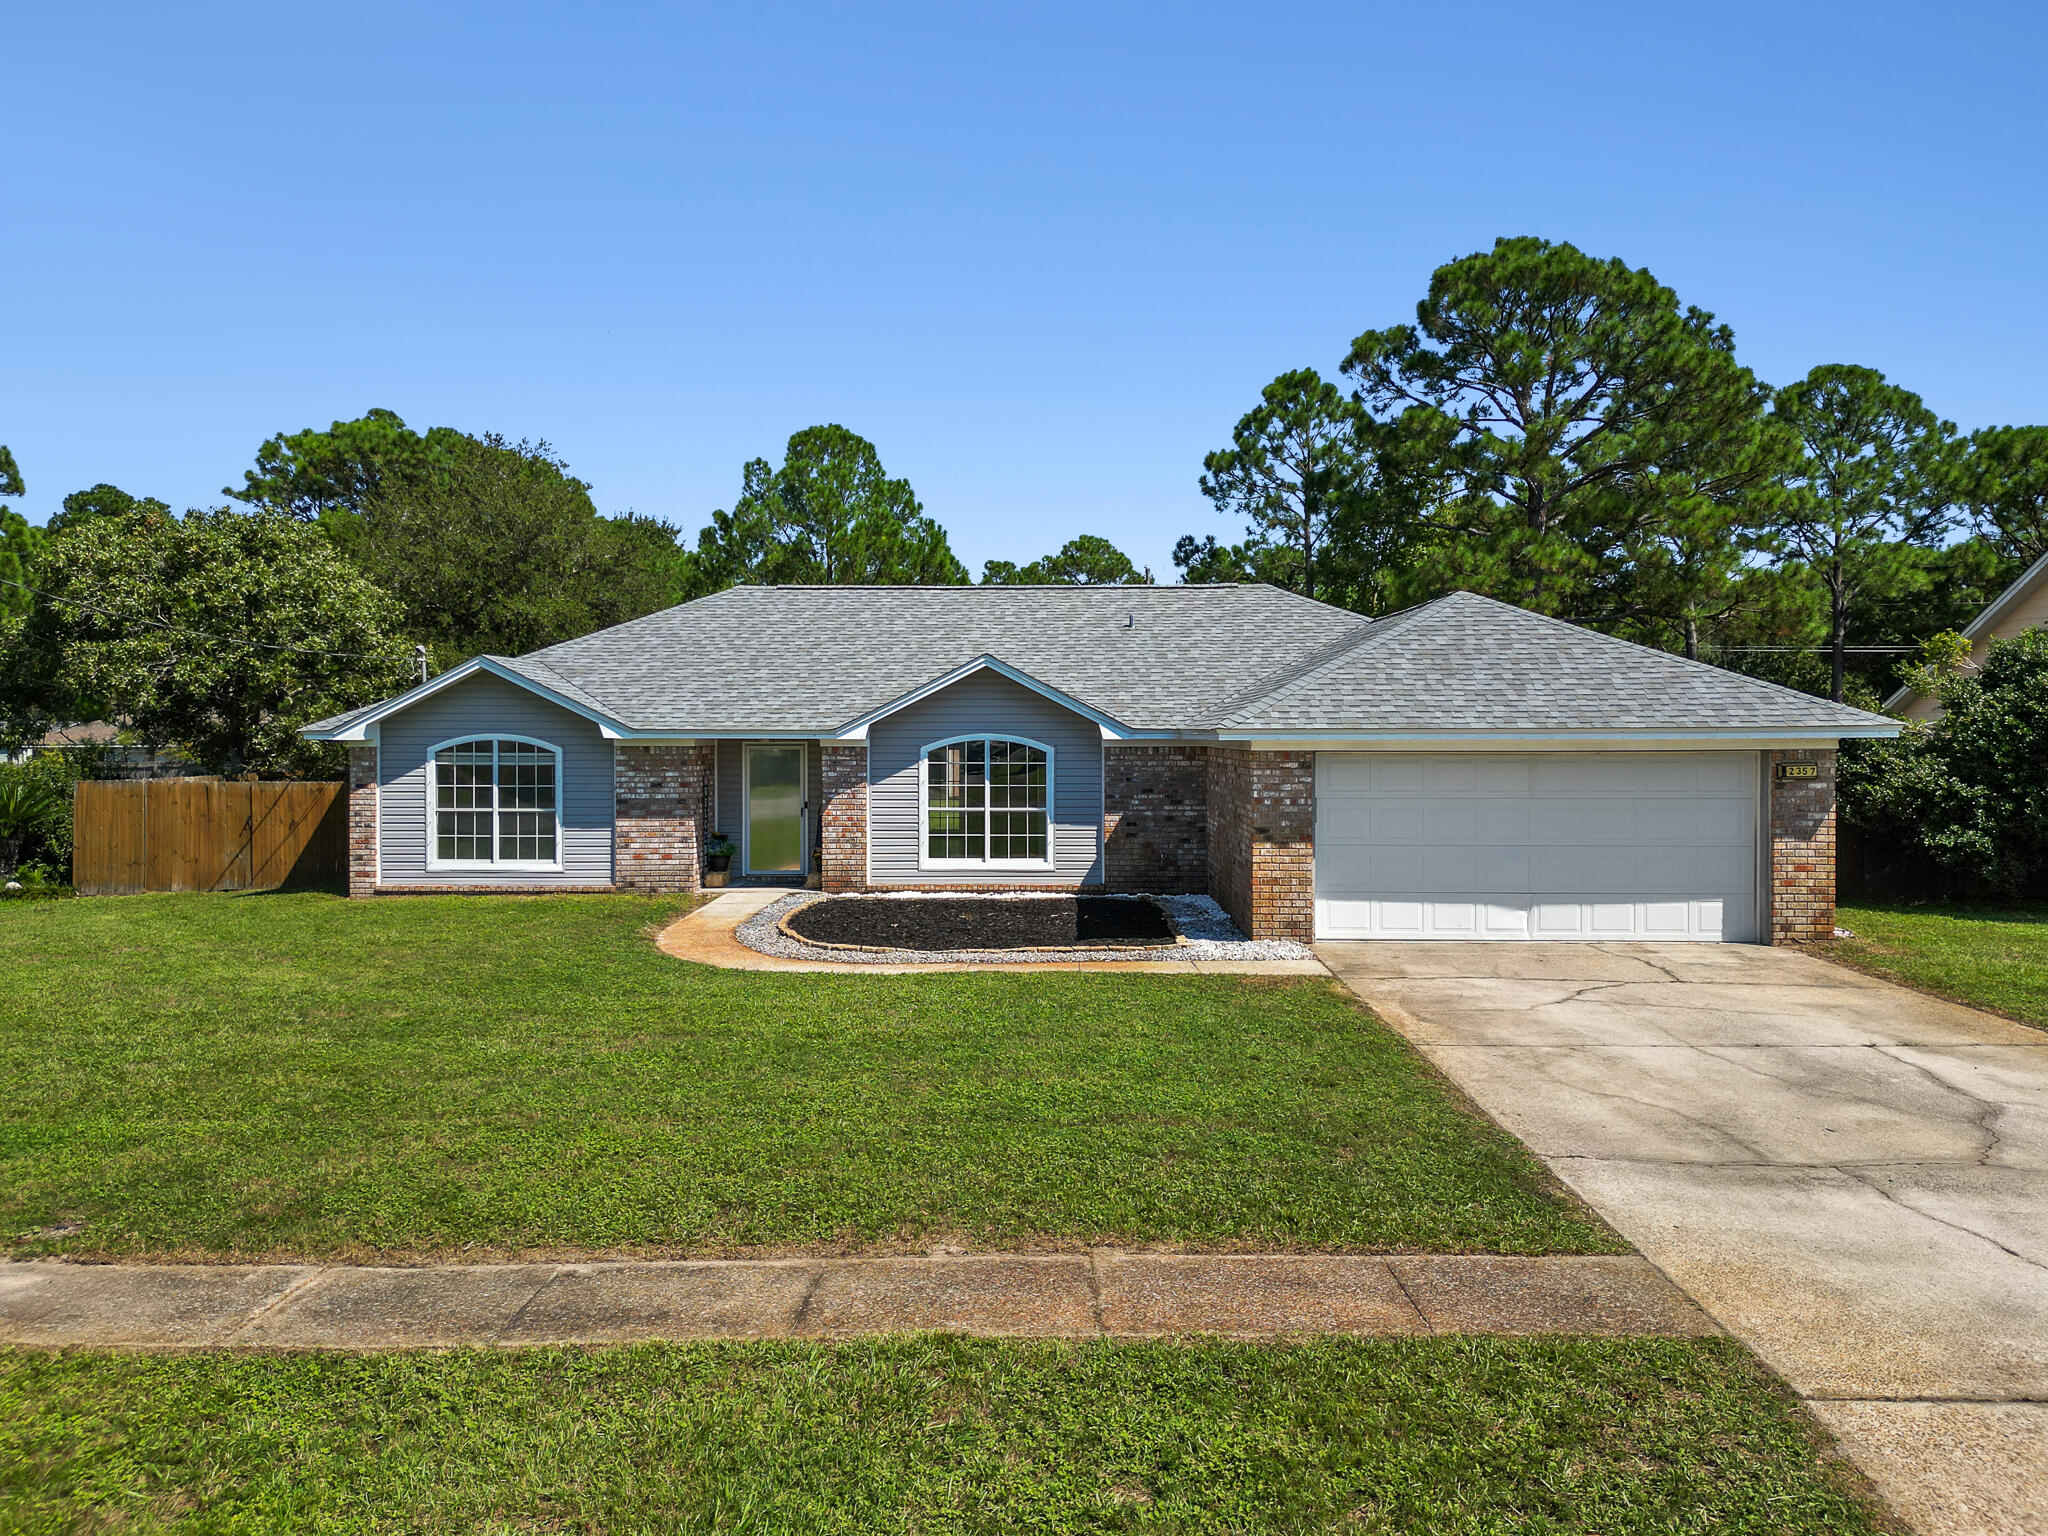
[867,671,1104,886]
[375,672,615,885]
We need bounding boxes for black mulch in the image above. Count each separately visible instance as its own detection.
[783,896,1178,952]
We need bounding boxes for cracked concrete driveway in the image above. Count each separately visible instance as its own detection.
[1321,940,2048,1536]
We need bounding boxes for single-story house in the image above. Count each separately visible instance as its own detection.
[303,584,1898,945]
[1884,549,2048,721]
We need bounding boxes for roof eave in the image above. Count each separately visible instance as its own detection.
[1203,724,1903,746]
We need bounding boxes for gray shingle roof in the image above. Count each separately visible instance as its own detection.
[1214,591,1892,733]
[304,584,1898,739]
[510,583,1368,734]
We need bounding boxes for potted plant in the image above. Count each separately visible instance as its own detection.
[705,834,735,886]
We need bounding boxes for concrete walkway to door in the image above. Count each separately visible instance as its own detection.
[1320,940,2048,1536]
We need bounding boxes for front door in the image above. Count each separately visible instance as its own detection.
[744,744,805,875]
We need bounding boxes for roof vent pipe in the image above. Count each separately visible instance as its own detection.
[1122,611,1135,629]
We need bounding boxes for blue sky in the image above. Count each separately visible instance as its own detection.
[6,2,2043,581]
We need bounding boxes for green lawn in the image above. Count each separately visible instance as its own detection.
[0,1336,1885,1535]
[0,892,1613,1260]
[1834,902,2048,1030]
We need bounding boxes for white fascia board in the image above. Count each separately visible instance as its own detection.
[299,657,631,742]
[1206,726,1902,750]
[831,654,1141,741]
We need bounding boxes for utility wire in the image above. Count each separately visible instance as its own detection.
[0,576,389,658]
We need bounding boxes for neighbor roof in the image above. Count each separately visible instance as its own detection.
[304,584,1899,741]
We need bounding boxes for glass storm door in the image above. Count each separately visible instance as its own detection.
[745,745,805,874]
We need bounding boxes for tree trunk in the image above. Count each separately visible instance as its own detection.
[1831,585,1848,703]
[0,832,19,884]
[1684,616,1699,662]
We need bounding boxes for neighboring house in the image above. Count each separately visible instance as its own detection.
[303,585,1898,945]
[8,722,196,778]
[1884,550,2048,721]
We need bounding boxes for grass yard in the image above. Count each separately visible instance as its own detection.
[1833,902,2048,1030]
[0,1335,1886,1535]
[0,892,1614,1260]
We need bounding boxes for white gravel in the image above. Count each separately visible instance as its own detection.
[733,891,1315,965]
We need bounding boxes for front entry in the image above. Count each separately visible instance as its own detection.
[744,744,806,876]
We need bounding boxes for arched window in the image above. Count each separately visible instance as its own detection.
[428,737,561,869]
[922,736,1052,866]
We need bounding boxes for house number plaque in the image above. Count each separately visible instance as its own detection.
[1774,763,1820,780]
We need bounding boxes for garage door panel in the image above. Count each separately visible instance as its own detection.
[1315,752,1760,943]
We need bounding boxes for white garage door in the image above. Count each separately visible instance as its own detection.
[1314,752,1761,942]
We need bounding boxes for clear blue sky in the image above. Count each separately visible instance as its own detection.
[6,2,2043,581]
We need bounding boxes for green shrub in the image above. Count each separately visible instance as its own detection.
[1842,628,2048,895]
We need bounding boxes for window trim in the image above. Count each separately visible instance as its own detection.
[425,734,565,873]
[917,733,1056,871]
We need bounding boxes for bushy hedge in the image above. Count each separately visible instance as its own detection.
[1841,629,2048,897]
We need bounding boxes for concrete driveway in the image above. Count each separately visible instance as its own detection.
[1320,940,2048,1536]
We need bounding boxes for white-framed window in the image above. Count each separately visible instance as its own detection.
[921,735,1052,867]
[429,737,562,870]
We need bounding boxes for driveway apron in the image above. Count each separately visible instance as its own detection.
[1320,940,2048,1536]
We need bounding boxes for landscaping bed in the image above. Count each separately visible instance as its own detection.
[784,893,1176,951]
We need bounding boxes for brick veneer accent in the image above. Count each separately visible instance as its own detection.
[820,742,868,893]
[1768,747,1837,945]
[1206,747,1315,942]
[1103,744,1209,893]
[346,742,378,897]
[614,743,715,893]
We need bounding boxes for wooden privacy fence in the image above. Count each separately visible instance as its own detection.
[72,780,347,895]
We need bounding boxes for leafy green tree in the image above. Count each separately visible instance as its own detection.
[48,483,172,535]
[983,535,1151,585]
[1958,424,2048,568]
[1764,364,1957,701]
[1195,369,1388,607]
[1171,534,1259,585]
[227,407,461,542]
[1341,237,1778,619]
[681,426,966,593]
[0,447,42,622]
[1,505,414,775]
[1840,628,2048,895]
[354,434,680,667]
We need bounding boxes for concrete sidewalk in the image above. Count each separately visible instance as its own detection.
[1321,940,2048,1536]
[0,1253,1712,1350]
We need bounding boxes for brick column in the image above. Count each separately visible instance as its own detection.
[820,742,868,893]
[1104,744,1209,893]
[346,742,378,897]
[614,743,715,893]
[1206,747,1315,942]
[1768,748,1837,945]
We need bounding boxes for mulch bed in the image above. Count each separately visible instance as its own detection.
[783,896,1178,952]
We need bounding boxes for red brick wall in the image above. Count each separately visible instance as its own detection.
[1206,747,1315,942]
[614,743,715,893]
[346,742,378,898]
[1103,744,1209,893]
[820,742,868,892]
[1769,747,1837,945]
